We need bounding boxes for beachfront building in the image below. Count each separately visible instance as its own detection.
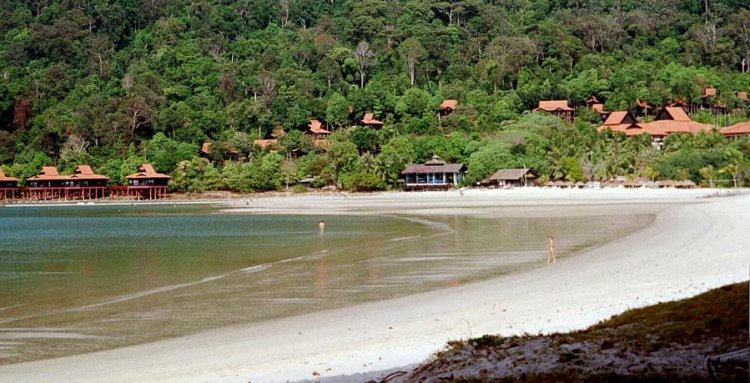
[482,168,538,188]
[125,164,171,200]
[401,155,466,191]
[26,165,108,200]
[533,100,574,122]
[360,113,384,129]
[0,168,18,200]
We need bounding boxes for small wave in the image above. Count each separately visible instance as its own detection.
[400,216,453,232]
[243,265,271,273]
[387,235,421,242]
[279,256,305,263]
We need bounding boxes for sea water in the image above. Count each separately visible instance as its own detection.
[0,203,651,363]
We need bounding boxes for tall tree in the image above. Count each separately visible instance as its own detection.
[397,37,427,86]
[353,41,375,88]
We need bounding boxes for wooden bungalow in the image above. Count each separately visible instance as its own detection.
[125,164,171,200]
[401,155,465,191]
[307,119,331,139]
[0,168,18,200]
[533,100,574,122]
[26,165,108,200]
[439,99,459,116]
[360,113,384,128]
[307,119,332,150]
[482,168,538,188]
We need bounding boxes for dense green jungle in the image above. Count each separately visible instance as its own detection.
[2,0,750,191]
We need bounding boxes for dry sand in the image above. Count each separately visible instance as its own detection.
[0,188,748,383]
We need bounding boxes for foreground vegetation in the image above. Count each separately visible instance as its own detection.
[2,1,750,191]
[398,282,749,382]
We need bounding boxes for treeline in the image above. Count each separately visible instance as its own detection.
[1,0,750,191]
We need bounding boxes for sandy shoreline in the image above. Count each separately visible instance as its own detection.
[0,188,748,383]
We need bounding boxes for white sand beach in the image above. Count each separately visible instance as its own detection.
[0,188,747,383]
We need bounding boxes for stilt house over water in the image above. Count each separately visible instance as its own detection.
[26,165,108,200]
[125,164,171,200]
[0,168,18,200]
[401,155,466,191]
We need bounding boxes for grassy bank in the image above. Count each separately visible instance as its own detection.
[399,282,749,383]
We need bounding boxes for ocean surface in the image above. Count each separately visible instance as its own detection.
[0,203,651,364]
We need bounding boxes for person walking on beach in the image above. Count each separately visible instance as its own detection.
[547,235,556,264]
[319,220,326,234]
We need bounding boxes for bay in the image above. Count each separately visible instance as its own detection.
[0,203,651,363]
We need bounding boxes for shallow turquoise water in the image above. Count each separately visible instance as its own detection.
[0,203,651,363]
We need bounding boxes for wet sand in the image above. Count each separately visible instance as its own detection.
[0,188,747,383]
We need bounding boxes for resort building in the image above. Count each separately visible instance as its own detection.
[598,107,714,149]
[533,100,574,122]
[360,113,384,128]
[439,99,459,116]
[721,122,750,138]
[0,168,18,200]
[26,165,108,200]
[401,155,466,191]
[125,164,171,200]
[482,168,538,188]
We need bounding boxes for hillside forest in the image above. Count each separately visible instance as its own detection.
[2,0,750,192]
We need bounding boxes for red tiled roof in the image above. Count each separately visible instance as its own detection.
[126,164,171,180]
[361,113,383,126]
[656,107,691,122]
[27,165,108,181]
[0,168,17,182]
[598,118,714,137]
[28,166,67,181]
[721,122,750,136]
[70,165,108,180]
[737,92,748,101]
[640,120,714,136]
[308,119,331,135]
[603,111,637,126]
[439,99,459,111]
[534,100,573,112]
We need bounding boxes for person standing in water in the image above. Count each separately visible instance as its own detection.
[319,220,326,234]
[547,235,556,264]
